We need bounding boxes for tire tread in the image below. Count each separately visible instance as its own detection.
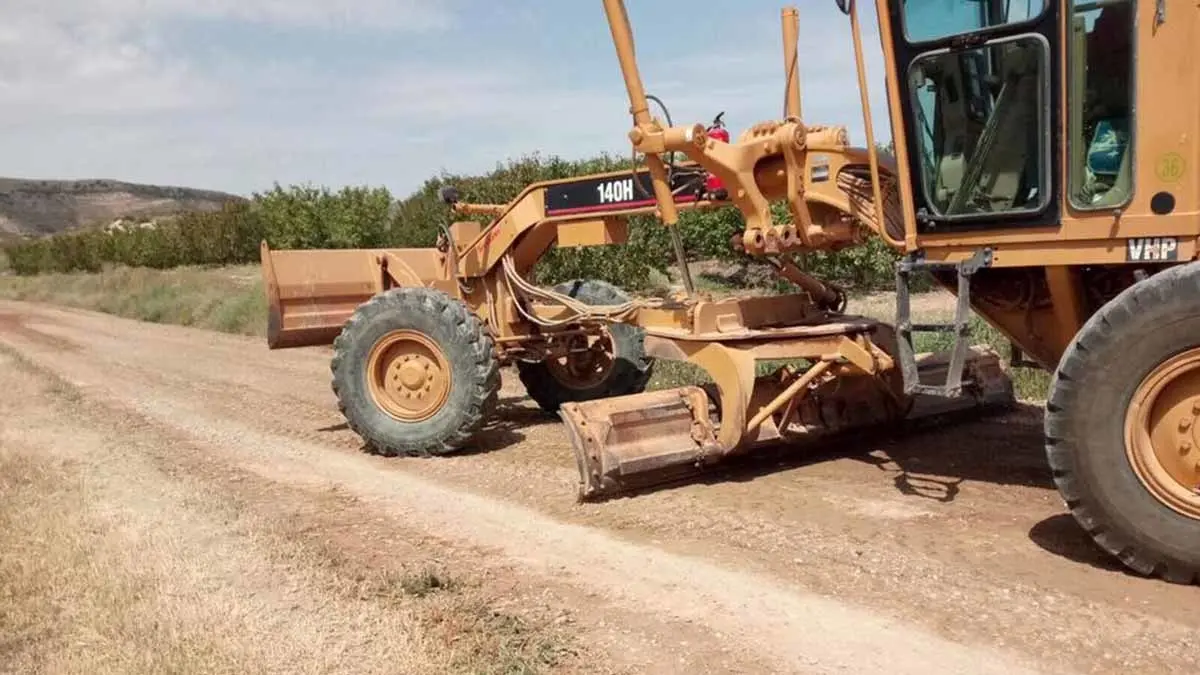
[331,287,499,457]
[1046,263,1200,584]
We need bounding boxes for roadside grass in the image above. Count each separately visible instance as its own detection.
[270,527,577,675]
[0,263,266,336]
[0,444,574,675]
[287,528,575,675]
[0,262,1050,402]
[0,450,244,674]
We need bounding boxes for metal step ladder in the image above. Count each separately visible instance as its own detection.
[894,248,993,398]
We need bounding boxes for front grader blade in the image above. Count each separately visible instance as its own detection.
[560,345,1015,500]
[561,386,722,498]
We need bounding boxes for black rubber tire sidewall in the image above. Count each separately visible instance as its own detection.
[1046,262,1200,583]
[332,287,499,457]
[516,279,652,413]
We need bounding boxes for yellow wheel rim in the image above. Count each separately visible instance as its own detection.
[1125,348,1200,520]
[366,329,451,422]
[546,333,616,391]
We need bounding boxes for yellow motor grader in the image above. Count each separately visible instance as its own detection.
[260,0,1200,584]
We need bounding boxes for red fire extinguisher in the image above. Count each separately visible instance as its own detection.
[705,112,729,199]
[706,112,730,143]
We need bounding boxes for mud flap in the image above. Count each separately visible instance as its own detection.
[560,386,721,499]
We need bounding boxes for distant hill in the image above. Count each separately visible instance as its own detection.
[0,178,244,237]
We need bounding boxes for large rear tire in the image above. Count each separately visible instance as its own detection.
[1046,262,1200,584]
[517,279,653,413]
[332,287,500,457]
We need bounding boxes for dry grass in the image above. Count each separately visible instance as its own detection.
[0,355,580,675]
[0,450,246,674]
[0,452,573,675]
[0,263,267,336]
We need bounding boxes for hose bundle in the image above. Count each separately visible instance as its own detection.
[500,254,642,328]
[837,165,905,243]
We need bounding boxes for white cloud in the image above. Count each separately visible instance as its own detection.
[359,62,635,176]
[0,0,895,197]
[367,66,620,125]
[182,0,455,31]
[357,6,893,182]
[8,0,456,31]
[0,0,455,122]
[0,19,214,119]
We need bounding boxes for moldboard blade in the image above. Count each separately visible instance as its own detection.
[559,386,719,500]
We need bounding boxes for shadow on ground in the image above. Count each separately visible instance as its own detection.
[851,401,1053,501]
[1027,514,1127,574]
[584,402,1053,504]
[318,389,1131,575]
[470,396,558,454]
[316,395,554,456]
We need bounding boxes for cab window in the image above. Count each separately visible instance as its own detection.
[907,35,1049,217]
[903,0,1047,43]
[1067,0,1135,210]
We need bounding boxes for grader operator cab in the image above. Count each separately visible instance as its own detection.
[259,0,1200,584]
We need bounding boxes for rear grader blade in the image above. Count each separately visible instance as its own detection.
[561,330,1014,500]
[260,241,452,350]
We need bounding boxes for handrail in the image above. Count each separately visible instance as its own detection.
[845,0,908,250]
[782,7,802,120]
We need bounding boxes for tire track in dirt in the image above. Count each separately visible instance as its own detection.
[0,330,764,674]
[1,303,1053,673]
[4,300,1200,673]
[0,357,508,675]
[1,321,1046,675]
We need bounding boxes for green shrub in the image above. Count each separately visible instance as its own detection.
[2,150,910,294]
[257,184,391,250]
[1,185,387,275]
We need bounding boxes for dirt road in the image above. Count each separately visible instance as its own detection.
[2,300,1197,674]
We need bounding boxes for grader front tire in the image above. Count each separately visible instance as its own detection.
[517,279,653,413]
[1046,263,1200,584]
[331,287,500,457]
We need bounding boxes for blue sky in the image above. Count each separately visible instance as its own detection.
[2,0,892,199]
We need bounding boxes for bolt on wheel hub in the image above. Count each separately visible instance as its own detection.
[368,330,450,422]
[1126,348,1200,519]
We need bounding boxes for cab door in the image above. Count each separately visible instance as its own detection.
[884,0,1062,234]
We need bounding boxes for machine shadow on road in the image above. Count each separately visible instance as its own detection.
[587,402,1055,503]
[849,402,1055,501]
[317,395,555,456]
[1027,514,1128,575]
[470,397,557,454]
